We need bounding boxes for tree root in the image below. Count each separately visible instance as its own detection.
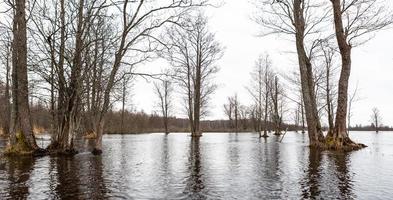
[46,141,79,156]
[310,137,367,152]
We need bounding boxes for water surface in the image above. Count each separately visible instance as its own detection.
[0,132,392,199]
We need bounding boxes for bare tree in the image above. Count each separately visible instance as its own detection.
[254,0,328,146]
[270,75,285,135]
[92,0,207,154]
[248,54,274,137]
[370,107,382,133]
[223,97,234,129]
[121,75,134,133]
[319,41,338,136]
[154,77,173,134]
[163,13,223,137]
[329,0,392,148]
[347,83,361,134]
[0,30,12,136]
[224,94,240,132]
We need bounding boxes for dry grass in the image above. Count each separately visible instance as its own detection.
[83,130,97,139]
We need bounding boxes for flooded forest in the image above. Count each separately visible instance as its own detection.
[0,0,392,199]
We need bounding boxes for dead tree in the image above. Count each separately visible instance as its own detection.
[154,77,173,134]
[329,0,392,148]
[370,107,382,133]
[163,13,222,137]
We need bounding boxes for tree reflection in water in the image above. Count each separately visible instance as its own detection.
[184,137,206,199]
[0,157,35,199]
[333,152,355,199]
[301,149,322,199]
[301,149,355,199]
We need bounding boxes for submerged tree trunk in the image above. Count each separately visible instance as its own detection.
[48,0,84,154]
[329,0,365,150]
[7,0,40,154]
[293,0,325,147]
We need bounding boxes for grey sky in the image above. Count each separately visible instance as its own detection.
[132,1,393,127]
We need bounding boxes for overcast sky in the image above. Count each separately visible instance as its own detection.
[131,1,393,127]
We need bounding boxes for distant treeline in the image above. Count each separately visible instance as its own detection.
[349,125,393,132]
[2,102,390,135]
[105,110,299,134]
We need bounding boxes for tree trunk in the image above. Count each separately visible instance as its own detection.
[301,97,305,133]
[7,0,40,154]
[192,63,202,137]
[330,0,365,150]
[3,45,11,136]
[293,0,324,147]
[92,117,105,155]
[273,76,281,135]
[92,36,125,153]
[48,0,84,154]
[326,63,334,136]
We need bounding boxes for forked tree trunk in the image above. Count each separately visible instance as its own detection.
[48,0,84,154]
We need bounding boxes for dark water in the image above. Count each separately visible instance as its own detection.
[0,132,393,199]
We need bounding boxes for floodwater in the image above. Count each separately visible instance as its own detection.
[0,132,392,199]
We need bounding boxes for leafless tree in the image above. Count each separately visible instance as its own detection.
[91,0,208,154]
[154,77,173,134]
[270,75,285,135]
[254,0,328,146]
[248,54,274,137]
[0,30,12,136]
[329,0,392,148]
[347,83,361,134]
[163,13,223,137]
[120,74,134,133]
[318,40,338,135]
[224,94,240,132]
[370,107,382,133]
